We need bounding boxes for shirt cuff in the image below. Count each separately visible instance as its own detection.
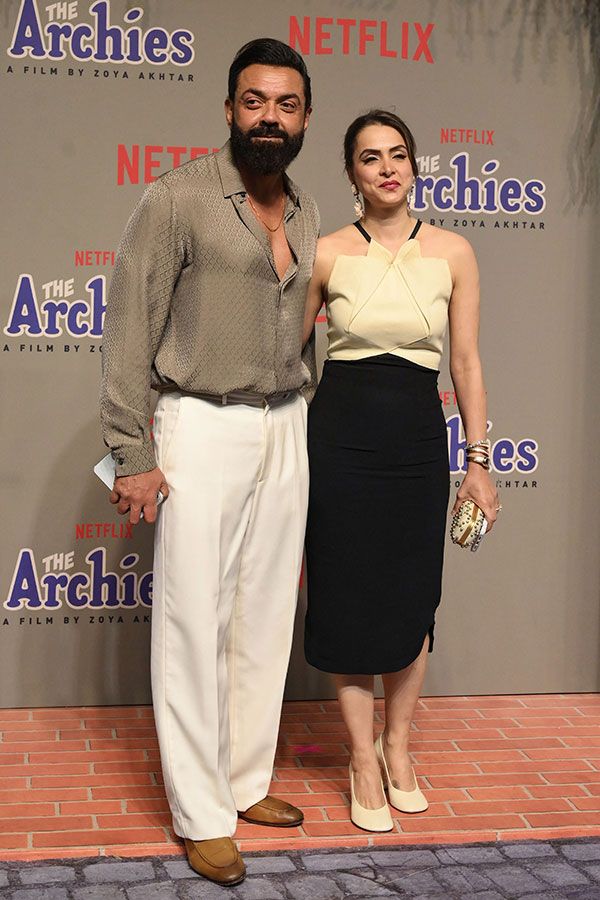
[112,443,157,478]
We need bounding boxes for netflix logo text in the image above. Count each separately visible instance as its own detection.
[289,16,435,62]
[117,144,220,185]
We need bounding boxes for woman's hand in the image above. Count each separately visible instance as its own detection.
[452,465,500,532]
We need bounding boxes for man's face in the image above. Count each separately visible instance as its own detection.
[225,64,311,175]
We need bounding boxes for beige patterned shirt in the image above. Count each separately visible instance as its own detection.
[100,141,319,476]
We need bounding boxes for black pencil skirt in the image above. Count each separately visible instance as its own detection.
[304,354,450,675]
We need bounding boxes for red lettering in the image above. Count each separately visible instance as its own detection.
[440,128,449,143]
[76,521,140,539]
[166,145,187,168]
[401,21,409,59]
[439,390,457,406]
[144,145,163,183]
[289,15,310,54]
[75,250,115,265]
[288,15,436,63]
[413,22,434,63]
[117,146,222,185]
[336,18,355,54]
[117,143,139,186]
[359,19,377,55]
[315,17,333,54]
[380,21,396,57]
[450,129,457,142]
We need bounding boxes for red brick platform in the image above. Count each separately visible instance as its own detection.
[1,694,599,861]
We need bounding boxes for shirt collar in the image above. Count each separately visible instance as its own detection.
[215,140,302,208]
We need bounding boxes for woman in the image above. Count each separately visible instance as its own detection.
[303,110,499,832]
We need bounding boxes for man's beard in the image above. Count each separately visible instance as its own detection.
[230,118,305,175]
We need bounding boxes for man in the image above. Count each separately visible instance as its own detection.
[100,38,318,886]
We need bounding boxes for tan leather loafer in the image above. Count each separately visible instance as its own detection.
[184,837,246,885]
[238,795,304,827]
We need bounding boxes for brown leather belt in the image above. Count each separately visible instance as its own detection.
[161,387,299,409]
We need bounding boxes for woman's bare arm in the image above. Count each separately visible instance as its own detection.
[447,236,499,529]
[302,238,336,347]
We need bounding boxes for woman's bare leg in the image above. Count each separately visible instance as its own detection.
[380,635,430,790]
[334,674,385,809]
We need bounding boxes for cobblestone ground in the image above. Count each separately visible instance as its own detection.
[2,839,600,899]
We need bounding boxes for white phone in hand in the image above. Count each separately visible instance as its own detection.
[93,452,165,518]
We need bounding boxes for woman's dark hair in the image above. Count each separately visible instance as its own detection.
[344,110,418,178]
[228,38,312,110]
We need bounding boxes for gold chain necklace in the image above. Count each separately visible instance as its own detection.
[247,194,286,233]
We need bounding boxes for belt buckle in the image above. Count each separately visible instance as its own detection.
[266,391,291,409]
[263,393,278,409]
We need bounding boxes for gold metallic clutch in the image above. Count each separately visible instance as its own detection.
[450,499,488,552]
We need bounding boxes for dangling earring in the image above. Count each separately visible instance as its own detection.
[406,181,415,213]
[351,183,364,219]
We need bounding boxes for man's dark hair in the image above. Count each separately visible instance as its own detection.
[228,38,312,110]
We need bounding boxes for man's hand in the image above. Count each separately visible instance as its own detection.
[110,467,169,525]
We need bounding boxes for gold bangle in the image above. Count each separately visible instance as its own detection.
[467,458,490,471]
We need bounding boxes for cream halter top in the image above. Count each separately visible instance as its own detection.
[326,220,453,370]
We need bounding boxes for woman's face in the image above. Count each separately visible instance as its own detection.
[350,124,414,212]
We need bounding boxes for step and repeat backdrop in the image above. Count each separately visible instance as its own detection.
[1,0,599,706]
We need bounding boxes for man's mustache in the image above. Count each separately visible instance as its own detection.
[248,126,288,140]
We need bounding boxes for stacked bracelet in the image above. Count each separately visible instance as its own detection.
[466,439,491,471]
[466,439,491,452]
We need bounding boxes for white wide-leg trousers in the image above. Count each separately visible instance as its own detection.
[151,392,308,840]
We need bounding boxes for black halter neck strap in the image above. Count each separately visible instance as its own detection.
[353,218,422,244]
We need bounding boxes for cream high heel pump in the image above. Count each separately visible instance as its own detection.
[348,763,393,832]
[375,733,428,813]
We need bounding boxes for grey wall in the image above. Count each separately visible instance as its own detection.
[1,0,598,706]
